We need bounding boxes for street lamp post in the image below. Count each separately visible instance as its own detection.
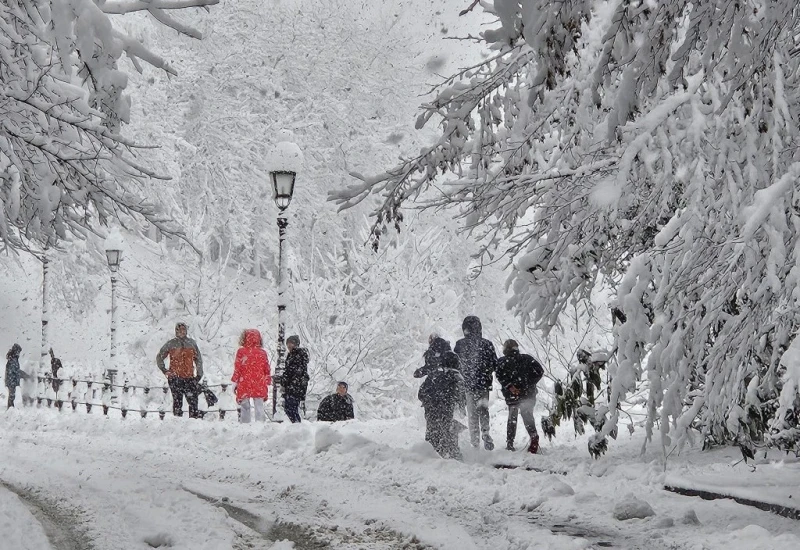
[40,247,50,373]
[269,140,302,417]
[104,239,123,386]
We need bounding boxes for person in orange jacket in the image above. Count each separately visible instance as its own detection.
[156,322,203,418]
[232,329,271,423]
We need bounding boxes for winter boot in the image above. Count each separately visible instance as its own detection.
[483,434,495,451]
[506,441,515,452]
[528,435,539,454]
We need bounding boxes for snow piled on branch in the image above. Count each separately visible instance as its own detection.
[740,163,800,241]
[0,0,216,251]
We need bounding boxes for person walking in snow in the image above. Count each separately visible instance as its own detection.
[454,316,498,450]
[156,322,204,418]
[316,381,355,422]
[232,329,271,423]
[282,335,309,423]
[496,339,544,453]
[49,348,63,394]
[5,343,28,409]
[415,337,466,460]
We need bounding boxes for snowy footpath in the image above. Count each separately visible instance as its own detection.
[1,409,799,550]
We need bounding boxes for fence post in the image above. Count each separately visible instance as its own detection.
[141,387,149,418]
[36,375,44,407]
[71,378,78,411]
[220,384,229,420]
[102,382,110,416]
[120,381,129,419]
[159,386,168,420]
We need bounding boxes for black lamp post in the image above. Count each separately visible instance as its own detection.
[104,244,122,386]
[269,142,301,417]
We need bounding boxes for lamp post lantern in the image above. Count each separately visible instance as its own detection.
[268,140,302,417]
[104,232,124,386]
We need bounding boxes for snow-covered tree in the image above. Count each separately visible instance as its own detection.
[332,1,800,454]
[0,0,218,252]
[290,214,469,418]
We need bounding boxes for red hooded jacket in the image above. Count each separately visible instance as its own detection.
[232,329,271,400]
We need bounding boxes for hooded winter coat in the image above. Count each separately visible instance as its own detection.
[414,337,452,379]
[416,347,466,412]
[5,344,24,389]
[283,347,310,400]
[454,316,498,392]
[232,330,271,401]
[496,349,544,404]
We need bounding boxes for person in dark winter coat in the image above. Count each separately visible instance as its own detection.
[415,338,466,460]
[454,316,497,450]
[49,348,63,394]
[317,382,355,422]
[282,335,309,423]
[496,339,544,453]
[5,344,28,408]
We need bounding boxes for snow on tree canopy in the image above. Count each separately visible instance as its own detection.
[0,0,219,252]
[331,0,800,455]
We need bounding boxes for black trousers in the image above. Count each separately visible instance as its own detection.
[284,395,302,423]
[7,386,15,408]
[168,377,200,418]
[507,396,538,446]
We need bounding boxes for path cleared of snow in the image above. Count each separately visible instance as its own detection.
[2,408,800,550]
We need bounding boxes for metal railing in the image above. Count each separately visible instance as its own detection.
[19,372,244,420]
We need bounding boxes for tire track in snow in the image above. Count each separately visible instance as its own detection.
[1,481,95,550]
[184,486,423,549]
[184,487,329,549]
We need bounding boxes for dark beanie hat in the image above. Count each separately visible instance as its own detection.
[503,339,519,355]
[286,335,300,346]
[337,381,348,389]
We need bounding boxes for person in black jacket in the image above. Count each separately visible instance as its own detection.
[49,348,63,394]
[5,344,28,408]
[454,316,497,450]
[415,338,466,460]
[317,382,355,422]
[496,339,544,453]
[282,335,309,423]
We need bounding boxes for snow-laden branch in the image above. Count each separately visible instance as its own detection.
[0,0,218,251]
[101,0,219,14]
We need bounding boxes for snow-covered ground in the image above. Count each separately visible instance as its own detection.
[2,406,799,550]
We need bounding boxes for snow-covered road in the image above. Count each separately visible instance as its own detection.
[2,409,799,550]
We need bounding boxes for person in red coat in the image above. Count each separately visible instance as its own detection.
[232,329,271,422]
